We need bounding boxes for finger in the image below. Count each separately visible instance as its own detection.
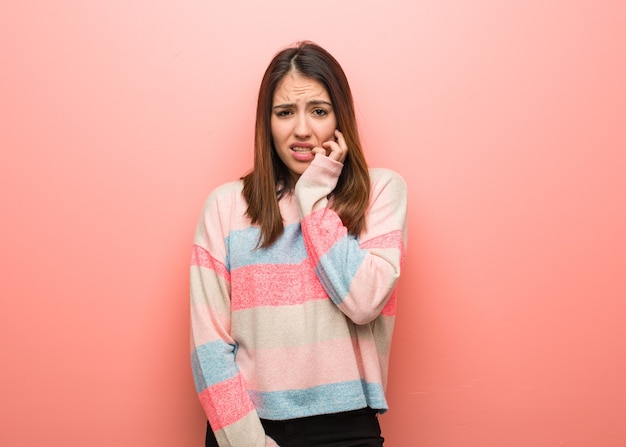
[334,129,347,151]
[323,131,347,162]
[333,129,348,162]
[322,140,339,160]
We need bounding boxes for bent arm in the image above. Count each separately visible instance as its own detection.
[295,156,408,324]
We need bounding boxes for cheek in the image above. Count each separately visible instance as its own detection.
[319,120,337,140]
[270,121,283,144]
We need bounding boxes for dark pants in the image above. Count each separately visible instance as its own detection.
[205,407,384,447]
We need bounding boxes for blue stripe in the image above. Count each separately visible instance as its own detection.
[249,380,388,420]
[314,234,365,305]
[225,223,307,270]
[191,340,239,393]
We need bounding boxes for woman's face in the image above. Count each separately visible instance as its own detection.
[271,72,337,179]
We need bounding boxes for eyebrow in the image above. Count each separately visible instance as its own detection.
[272,99,333,110]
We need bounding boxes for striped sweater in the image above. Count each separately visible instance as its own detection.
[190,154,408,446]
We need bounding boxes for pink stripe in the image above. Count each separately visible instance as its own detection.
[301,208,346,265]
[360,229,403,250]
[351,336,387,384]
[231,261,327,311]
[239,337,383,391]
[191,245,230,281]
[381,289,397,316]
[198,374,255,430]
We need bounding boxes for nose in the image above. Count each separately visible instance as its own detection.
[294,114,311,139]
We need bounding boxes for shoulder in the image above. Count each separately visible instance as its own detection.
[195,180,250,242]
[201,180,246,213]
[368,168,407,195]
[209,179,244,197]
[205,180,244,201]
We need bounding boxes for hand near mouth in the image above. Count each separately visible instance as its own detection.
[312,129,348,164]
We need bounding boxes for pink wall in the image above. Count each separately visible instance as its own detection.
[1,1,625,446]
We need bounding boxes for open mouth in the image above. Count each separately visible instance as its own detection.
[290,142,314,151]
[291,146,313,153]
[289,144,315,162]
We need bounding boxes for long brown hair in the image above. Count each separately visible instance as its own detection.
[242,41,370,248]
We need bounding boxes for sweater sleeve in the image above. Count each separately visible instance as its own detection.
[295,154,408,325]
[190,186,279,447]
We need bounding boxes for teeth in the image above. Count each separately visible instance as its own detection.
[292,147,312,152]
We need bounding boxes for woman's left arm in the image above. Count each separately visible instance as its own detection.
[295,155,408,325]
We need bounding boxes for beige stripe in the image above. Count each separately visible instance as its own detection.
[370,315,395,356]
[232,299,353,349]
[190,266,230,315]
[232,299,396,351]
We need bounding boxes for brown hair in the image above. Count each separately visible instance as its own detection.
[242,41,370,248]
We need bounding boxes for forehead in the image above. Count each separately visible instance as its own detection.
[273,72,330,102]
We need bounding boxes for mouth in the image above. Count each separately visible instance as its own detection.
[290,143,314,153]
[289,143,315,162]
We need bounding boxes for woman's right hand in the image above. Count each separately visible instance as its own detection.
[312,129,348,164]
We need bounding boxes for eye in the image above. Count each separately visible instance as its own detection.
[312,108,329,117]
[275,109,292,118]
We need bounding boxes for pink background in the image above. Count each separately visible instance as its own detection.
[1,1,625,446]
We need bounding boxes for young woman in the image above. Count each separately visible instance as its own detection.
[190,41,408,447]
